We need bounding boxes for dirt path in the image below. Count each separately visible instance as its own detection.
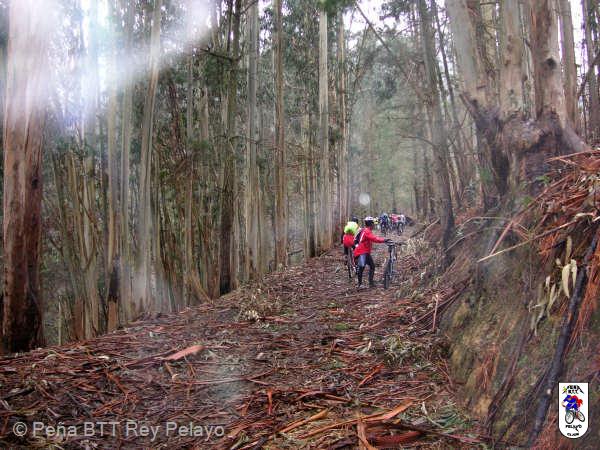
[0,233,481,449]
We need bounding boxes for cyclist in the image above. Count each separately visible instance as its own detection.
[563,394,583,412]
[353,216,390,288]
[341,216,360,256]
[398,213,407,234]
[379,213,390,234]
[390,213,399,232]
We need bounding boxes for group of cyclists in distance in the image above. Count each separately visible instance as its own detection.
[341,212,410,289]
[377,212,407,235]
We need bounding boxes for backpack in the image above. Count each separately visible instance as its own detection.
[353,228,364,248]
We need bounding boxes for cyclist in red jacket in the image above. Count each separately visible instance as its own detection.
[353,216,390,288]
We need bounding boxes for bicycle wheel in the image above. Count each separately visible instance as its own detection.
[383,259,392,289]
[576,411,585,422]
[565,410,575,424]
[347,251,354,280]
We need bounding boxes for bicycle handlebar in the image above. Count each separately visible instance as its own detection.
[385,241,405,246]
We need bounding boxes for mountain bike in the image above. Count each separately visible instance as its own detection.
[396,222,404,235]
[346,248,356,280]
[383,242,403,289]
[381,222,389,236]
[565,408,585,424]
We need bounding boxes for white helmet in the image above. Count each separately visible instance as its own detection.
[364,216,375,225]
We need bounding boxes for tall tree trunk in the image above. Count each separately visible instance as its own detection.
[338,11,349,225]
[365,104,376,210]
[558,0,579,130]
[434,47,463,208]
[499,0,524,118]
[184,52,194,306]
[419,0,455,250]
[318,8,331,252]
[106,43,119,331]
[520,0,536,115]
[120,0,134,322]
[583,0,600,140]
[218,0,241,294]
[453,0,586,206]
[274,0,287,268]
[301,110,313,259]
[446,0,490,107]
[82,0,100,338]
[422,149,435,219]
[496,0,524,192]
[446,0,500,206]
[198,65,219,297]
[531,0,567,123]
[182,67,210,305]
[152,163,163,311]
[330,80,339,242]
[2,0,49,352]
[258,106,268,271]
[479,0,499,98]
[246,0,260,278]
[0,43,5,145]
[134,0,161,314]
[308,108,318,258]
[433,0,469,190]
[412,147,421,217]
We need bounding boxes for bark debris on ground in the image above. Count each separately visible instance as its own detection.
[0,232,484,449]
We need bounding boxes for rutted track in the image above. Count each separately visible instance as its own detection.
[0,233,482,448]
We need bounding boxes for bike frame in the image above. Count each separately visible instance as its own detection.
[383,243,398,289]
[388,244,397,269]
[381,222,389,235]
[346,247,355,280]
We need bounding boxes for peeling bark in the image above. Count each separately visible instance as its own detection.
[2,0,49,352]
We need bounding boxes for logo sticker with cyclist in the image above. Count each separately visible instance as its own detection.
[559,382,588,438]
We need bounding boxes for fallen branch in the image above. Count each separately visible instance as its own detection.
[300,402,412,438]
[478,219,580,263]
[2,386,34,400]
[160,344,204,361]
[431,294,440,331]
[577,48,600,99]
[279,409,328,434]
[357,419,377,450]
[357,365,383,387]
[414,219,441,238]
[391,421,484,445]
[370,430,421,446]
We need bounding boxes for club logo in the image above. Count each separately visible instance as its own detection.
[559,382,588,438]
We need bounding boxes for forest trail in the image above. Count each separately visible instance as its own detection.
[0,232,483,449]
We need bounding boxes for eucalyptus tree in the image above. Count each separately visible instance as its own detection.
[558,0,578,131]
[582,0,600,140]
[218,0,242,294]
[2,0,50,351]
[134,0,162,314]
[418,0,454,249]
[446,0,587,200]
[274,0,287,268]
[245,0,260,278]
[318,4,331,251]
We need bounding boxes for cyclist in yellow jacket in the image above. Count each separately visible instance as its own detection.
[341,217,360,256]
